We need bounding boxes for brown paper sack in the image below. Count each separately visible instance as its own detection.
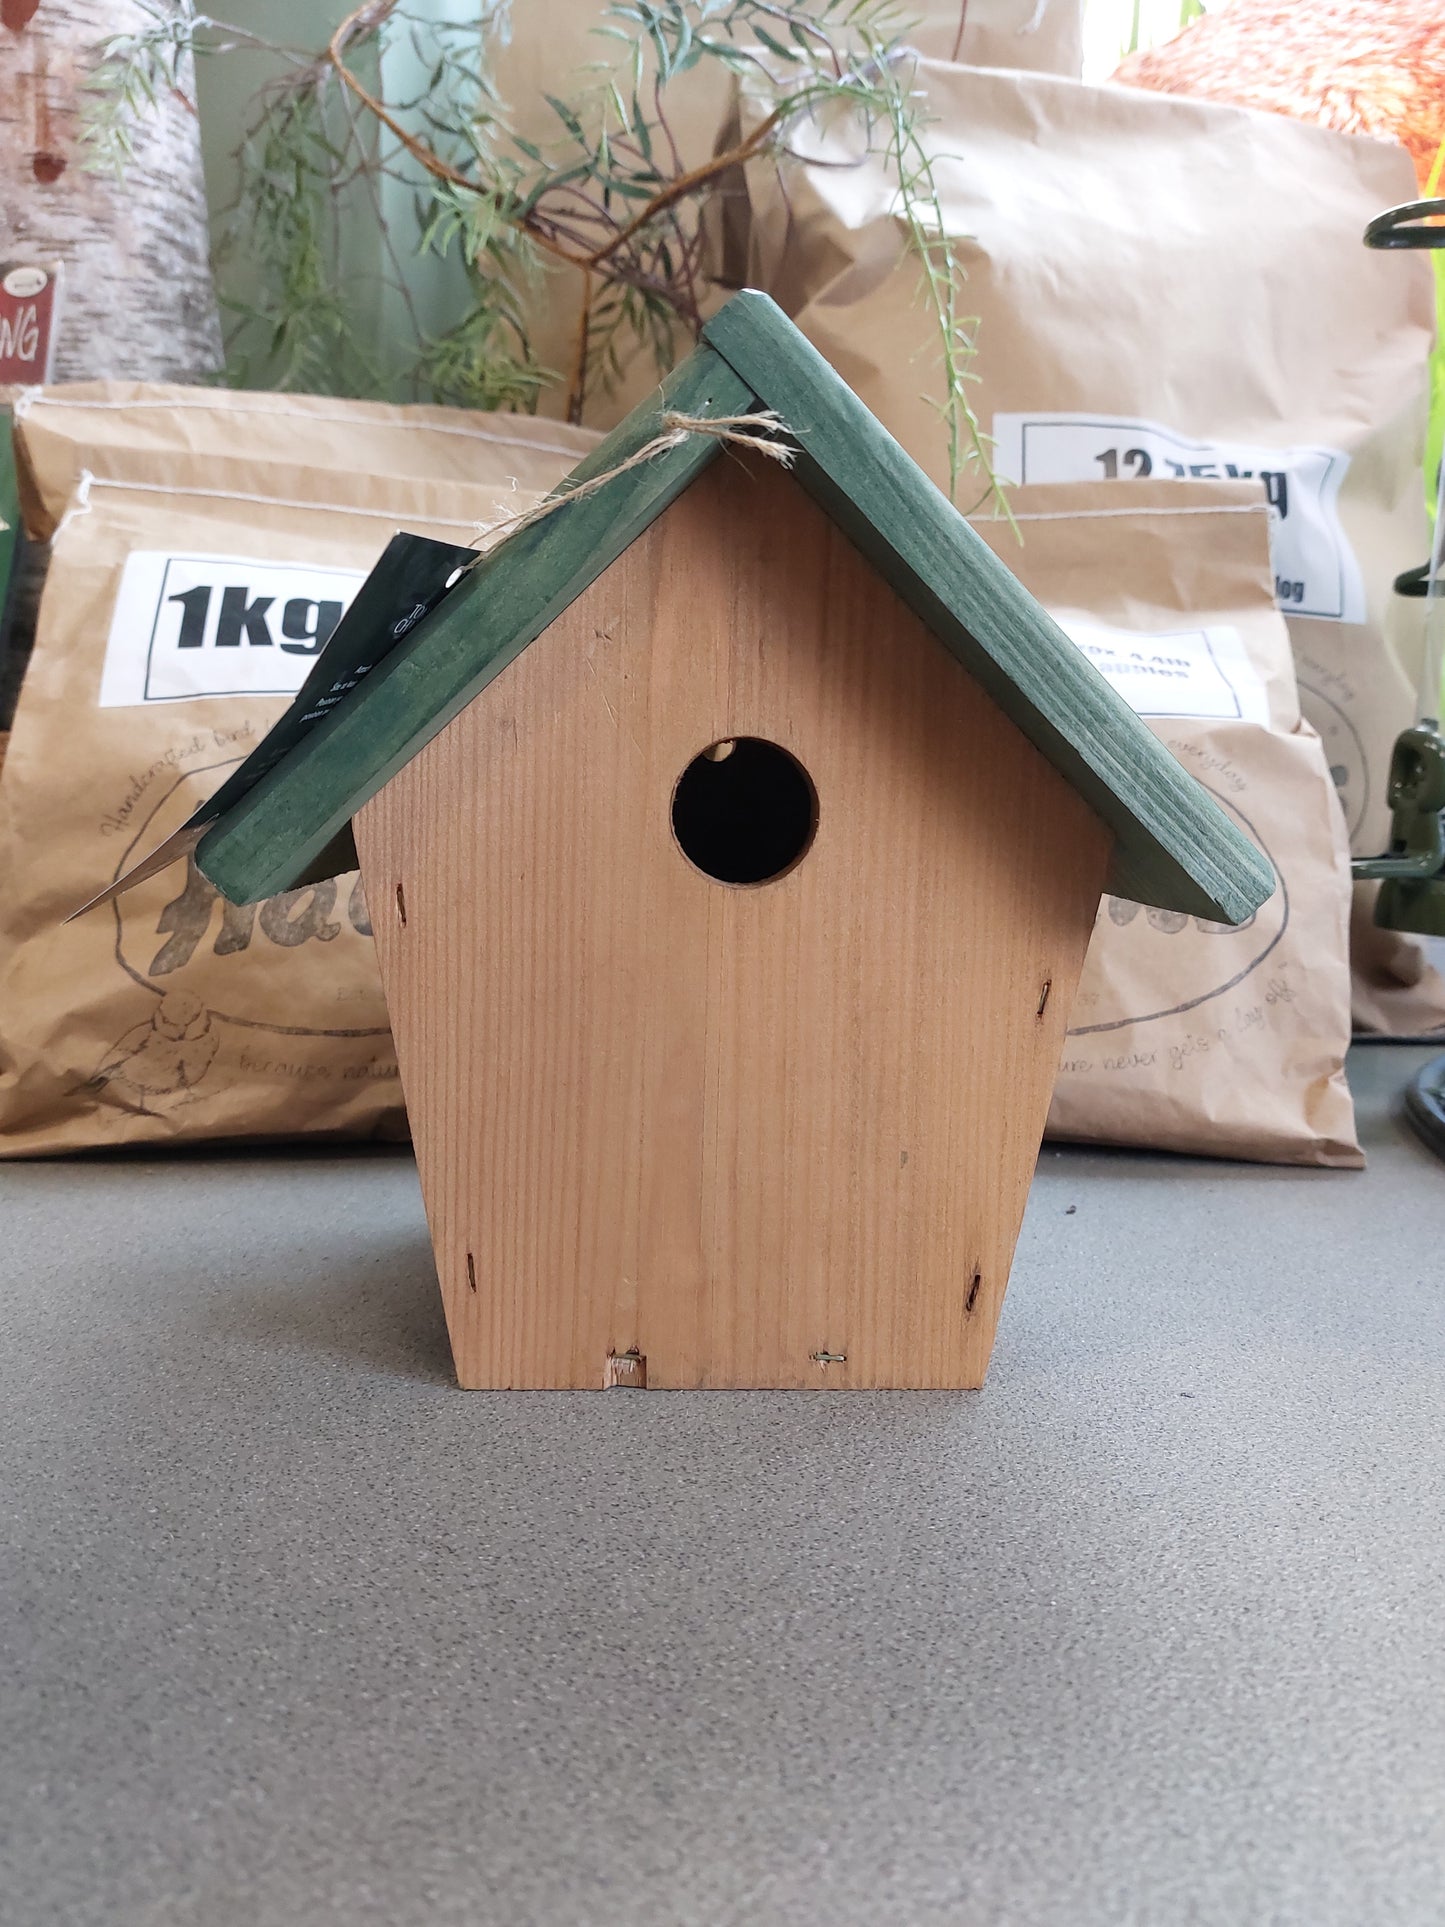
[0,386,596,1156]
[491,4,1081,432]
[971,481,1361,1166]
[733,60,1443,1032]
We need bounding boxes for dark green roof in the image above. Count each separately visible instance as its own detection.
[197,291,1274,925]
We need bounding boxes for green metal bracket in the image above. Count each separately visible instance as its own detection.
[1406,1051,1445,1160]
[1353,722,1445,936]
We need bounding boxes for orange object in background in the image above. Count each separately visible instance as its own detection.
[1115,0,1444,188]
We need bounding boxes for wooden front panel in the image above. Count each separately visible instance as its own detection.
[357,458,1113,1388]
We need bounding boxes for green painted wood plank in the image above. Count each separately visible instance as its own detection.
[701,292,1274,924]
[197,345,758,903]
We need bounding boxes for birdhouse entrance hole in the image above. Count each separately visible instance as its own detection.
[671,737,818,886]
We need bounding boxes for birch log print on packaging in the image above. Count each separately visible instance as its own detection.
[1,0,223,721]
[0,0,220,380]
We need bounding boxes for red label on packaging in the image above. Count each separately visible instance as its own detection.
[0,262,62,384]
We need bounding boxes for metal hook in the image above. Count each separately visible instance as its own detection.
[1363,199,1445,251]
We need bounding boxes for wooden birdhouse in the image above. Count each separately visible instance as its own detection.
[160,294,1273,1389]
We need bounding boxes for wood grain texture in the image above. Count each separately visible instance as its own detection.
[701,292,1276,925]
[356,459,1114,1389]
[197,344,758,905]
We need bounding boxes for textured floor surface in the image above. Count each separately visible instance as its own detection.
[2,1044,1444,1927]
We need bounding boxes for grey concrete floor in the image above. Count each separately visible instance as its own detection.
[2,1044,1444,1927]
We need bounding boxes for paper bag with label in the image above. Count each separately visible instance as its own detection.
[0,385,596,1155]
[73,528,480,917]
[970,480,1360,1167]
[732,59,1441,1032]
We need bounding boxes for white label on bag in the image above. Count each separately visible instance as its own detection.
[1057,619,1270,725]
[992,412,1364,624]
[99,552,368,708]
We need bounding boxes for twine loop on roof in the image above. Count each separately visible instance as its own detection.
[468,409,797,555]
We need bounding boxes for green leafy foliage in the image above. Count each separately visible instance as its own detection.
[82,0,213,171]
[82,0,999,501]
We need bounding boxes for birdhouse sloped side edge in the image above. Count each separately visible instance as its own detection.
[701,292,1277,927]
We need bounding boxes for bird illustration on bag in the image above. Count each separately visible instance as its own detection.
[85,991,221,1113]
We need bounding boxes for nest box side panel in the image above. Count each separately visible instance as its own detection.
[356,457,1114,1389]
